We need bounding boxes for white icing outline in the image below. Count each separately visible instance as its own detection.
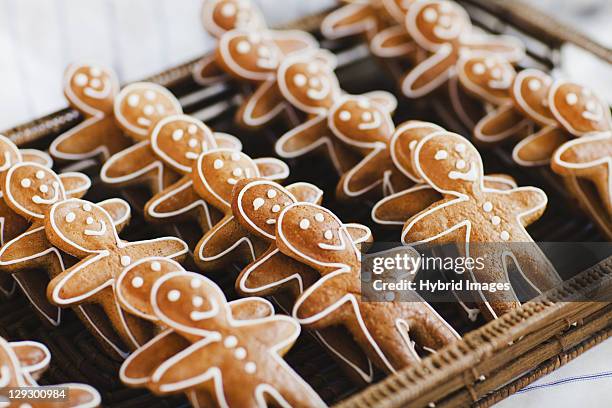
[197,215,257,264]
[192,53,228,86]
[240,79,288,127]
[252,158,290,181]
[19,149,53,168]
[320,3,377,40]
[401,43,454,98]
[371,183,436,226]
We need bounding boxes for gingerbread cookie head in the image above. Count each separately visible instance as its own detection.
[457,55,515,105]
[549,81,612,136]
[232,179,297,240]
[47,199,117,256]
[116,257,185,322]
[151,115,217,174]
[202,0,265,38]
[4,162,66,220]
[0,134,22,175]
[64,63,119,116]
[277,49,341,115]
[413,131,483,196]
[217,29,283,81]
[193,149,260,212]
[114,82,183,141]
[389,121,445,182]
[152,272,227,336]
[277,203,361,270]
[510,69,556,127]
[0,337,50,386]
[328,92,397,148]
[406,0,470,50]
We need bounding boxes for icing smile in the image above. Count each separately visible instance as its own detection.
[488,70,513,90]
[433,21,461,40]
[84,220,107,236]
[307,77,331,100]
[189,301,219,321]
[358,111,382,130]
[318,229,347,251]
[84,78,112,99]
[449,164,478,182]
[582,102,603,122]
[32,182,60,204]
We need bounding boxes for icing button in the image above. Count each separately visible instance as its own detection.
[234,347,246,359]
[245,362,256,374]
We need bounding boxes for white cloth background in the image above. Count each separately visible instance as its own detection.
[0,1,611,407]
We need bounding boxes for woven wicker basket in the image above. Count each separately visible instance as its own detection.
[1,1,611,407]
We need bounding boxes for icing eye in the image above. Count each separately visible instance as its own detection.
[90,78,101,88]
[491,68,502,79]
[339,110,351,121]
[224,336,238,348]
[151,261,161,271]
[127,94,140,107]
[39,184,48,193]
[172,129,184,141]
[315,213,324,222]
[143,105,155,116]
[299,219,310,230]
[324,230,333,240]
[271,204,280,213]
[456,160,466,169]
[361,112,372,121]
[192,296,204,307]
[214,159,224,169]
[307,63,318,74]
[167,289,181,302]
[455,143,466,153]
[253,197,265,210]
[423,8,438,22]
[188,138,198,148]
[236,40,251,54]
[234,347,246,359]
[471,63,485,75]
[434,150,448,160]
[528,79,541,91]
[267,189,277,198]
[83,203,92,211]
[221,3,237,17]
[293,73,307,87]
[565,93,578,106]
[145,90,156,101]
[121,256,132,267]
[232,168,243,177]
[74,73,89,87]
[188,124,198,134]
[231,152,241,161]
[20,178,32,188]
[36,170,45,180]
[190,278,202,289]
[65,212,76,223]
[131,276,144,288]
[483,202,493,212]
[86,216,94,225]
[245,362,256,374]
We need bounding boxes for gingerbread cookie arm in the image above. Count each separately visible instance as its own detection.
[145,177,215,231]
[286,182,323,204]
[192,54,227,86]
[20,149,53,168]
[320,3,378,40]
[100,141,172,193]
[253,158,290,181]
[345,223,373,245]
[401,44,456,98]
[228,297,274,320]
[372,184,440,226]
[337,147,395,199]
[275,115,329,159]
[0,226,63,273]
[59,172,92,199]
[552,132,612,216]
[501,186,548,226]
[237,79,287,128]
[213,132,243,151]
[271,30,318,55]
[50,115,130,162]
[512,125,570,167]
[10,340,50,377]
[397,303,461,351]
[371,26,417,59]
[474,104,532,145]
[401,198,469,244]
[98,198,132,231]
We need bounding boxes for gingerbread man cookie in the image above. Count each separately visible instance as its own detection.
[232,178,376,383]
[457,55,532,144]
[45,198,188,351]
[0,336,101,407]
[216,28,317,129]
[401,0,524,98]
[275,202,460,373]
[193,0,266,86]
[401,131,562,319]
[135,271,326,407]
[513,79,611,167]
[50,63,131,163]
[190,149,289,271]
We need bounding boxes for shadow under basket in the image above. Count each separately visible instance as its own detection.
[2,0,612,407]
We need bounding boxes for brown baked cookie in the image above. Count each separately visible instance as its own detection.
[0,336,101,407]
[130,271,326,407]
[191,149,289,271]
[51,63,131,163]
[401,131,562,319]
[193,0,266,86]
[401,0,524,98]
[276,202,460,373]
[45,198,188,352]
[216,28,317,129]
[457,55,532,145]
